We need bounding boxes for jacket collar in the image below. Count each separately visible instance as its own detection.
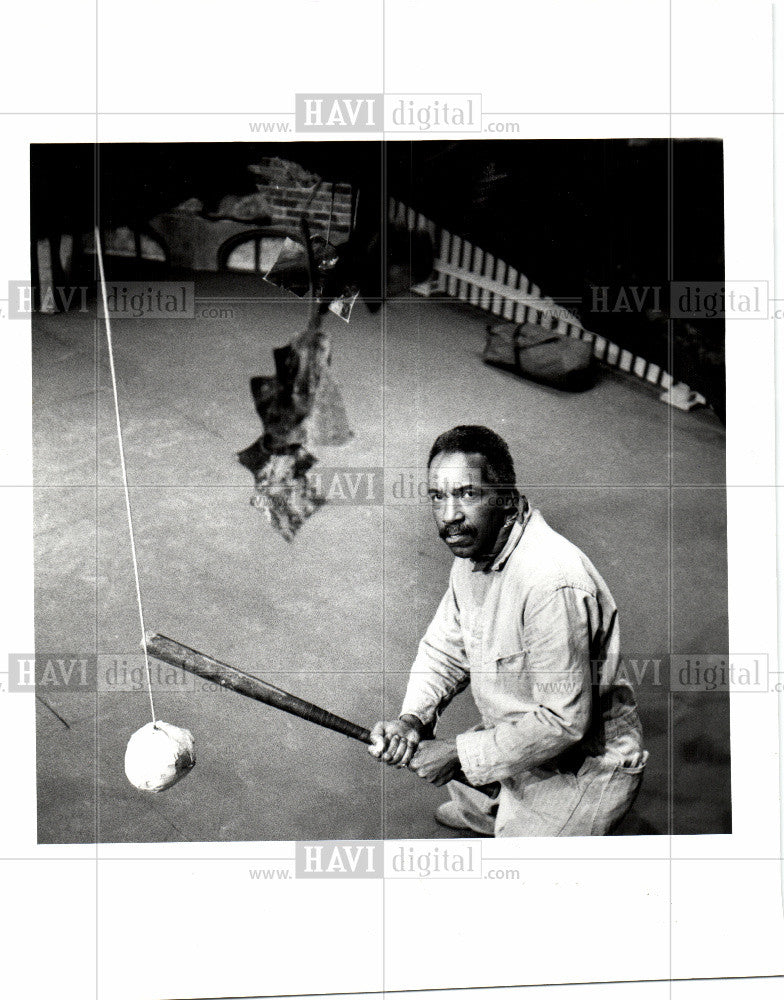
[472,495,531,573]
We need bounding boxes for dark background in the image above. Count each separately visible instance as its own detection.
[31,140,730,840]
[31,139,725,413]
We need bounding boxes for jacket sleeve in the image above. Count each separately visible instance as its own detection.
[400,567,470,728]
[455,583,596,784]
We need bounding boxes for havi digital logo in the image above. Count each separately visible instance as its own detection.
[295,840,382,878]
[296,94,383,132]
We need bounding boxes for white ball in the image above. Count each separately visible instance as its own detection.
[124,721,195,793]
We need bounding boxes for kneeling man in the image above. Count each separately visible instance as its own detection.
[369,425,648,836]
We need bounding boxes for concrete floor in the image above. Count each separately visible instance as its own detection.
[33,272,730,842]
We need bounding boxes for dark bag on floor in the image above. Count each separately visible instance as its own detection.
[483,321,596,390]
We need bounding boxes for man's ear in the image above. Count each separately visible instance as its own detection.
[502,494,521,520]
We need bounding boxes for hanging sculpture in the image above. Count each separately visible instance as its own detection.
[237,219,353,541]
[234,161,434,541]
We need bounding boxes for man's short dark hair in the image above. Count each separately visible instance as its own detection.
[428,425,519,504]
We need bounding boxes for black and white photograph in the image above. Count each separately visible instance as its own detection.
[30,139,729,842]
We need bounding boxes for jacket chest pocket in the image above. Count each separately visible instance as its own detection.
[493,649,529,682]
[475,649,530,707]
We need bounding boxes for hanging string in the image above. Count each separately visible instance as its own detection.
[94,228,157,727]
[326,181,335,247]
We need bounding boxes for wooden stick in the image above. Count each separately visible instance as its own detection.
[145,632,370,743]
[143,632,496,794]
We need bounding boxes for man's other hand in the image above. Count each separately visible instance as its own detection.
[410,739,462,786]
[368,715,423,768]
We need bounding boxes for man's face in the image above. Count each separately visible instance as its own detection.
[427,450,508,561]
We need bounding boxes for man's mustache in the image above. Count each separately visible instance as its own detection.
[440,526,476,540]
